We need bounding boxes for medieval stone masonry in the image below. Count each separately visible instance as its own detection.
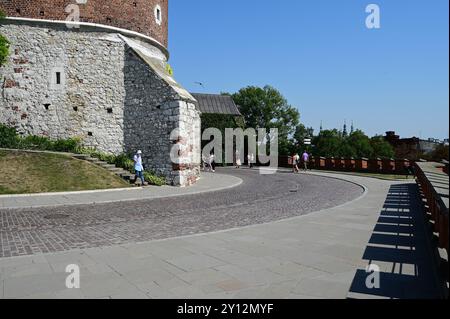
[0,0,201,187]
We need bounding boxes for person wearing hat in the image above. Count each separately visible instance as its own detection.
[133,150,146,186]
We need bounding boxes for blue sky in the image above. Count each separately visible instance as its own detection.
[168,0,449,139]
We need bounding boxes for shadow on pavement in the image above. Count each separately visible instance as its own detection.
[348,183,441,299]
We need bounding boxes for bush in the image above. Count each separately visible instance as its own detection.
[0,34,8,65]
[19,135,53,150]
[52,138,81,153]
[0,124,81,152]
[0,9,10,67]
[143,171,166,186]
[114,153,134,172]
[0,124,19,148]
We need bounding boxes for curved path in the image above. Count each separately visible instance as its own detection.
[0,171,442,299]
[0,168,363,258]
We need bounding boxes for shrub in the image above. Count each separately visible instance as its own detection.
[0,124,81,152]
[19,135,53,150]
[0,10,10,67]
[0,124,19,148]
[143,171,166,186]
[114,153,134,172]
[0,35,8,65]
[52,137,81,153]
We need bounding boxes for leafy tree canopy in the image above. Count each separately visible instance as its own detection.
[231,85,300,155]
[312,129,395,159]
[232,86,300,137]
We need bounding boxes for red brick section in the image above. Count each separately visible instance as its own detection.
[0,0,168,47]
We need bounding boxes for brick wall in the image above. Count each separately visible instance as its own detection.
[0,0,168,47]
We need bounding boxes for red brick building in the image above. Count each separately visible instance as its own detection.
[0,0,168,47]
[385,131,443,160]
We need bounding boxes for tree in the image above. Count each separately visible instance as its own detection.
[370,135,395,158]
[347,130,373,158]
[313,129,342,157]
[232,86,300,155]
[425,144,449,162]
[294,124,314,147]
[201,113,245,164]
[313,129,393,159]
[0,10,9,67]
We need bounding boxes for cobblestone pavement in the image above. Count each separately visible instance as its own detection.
[0,169,363,258]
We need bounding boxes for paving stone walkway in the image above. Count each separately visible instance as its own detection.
[0,169,362,258]
[0,170,442,299]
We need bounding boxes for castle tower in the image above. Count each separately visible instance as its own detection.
[0,1,201,186]
[1,0,169,51]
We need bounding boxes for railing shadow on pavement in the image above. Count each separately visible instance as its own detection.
[348,184,442,299]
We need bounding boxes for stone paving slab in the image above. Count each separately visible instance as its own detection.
[0,171,442,299]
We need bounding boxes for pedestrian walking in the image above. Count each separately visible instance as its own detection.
[248,153,254,169]
[293,153,300,173]
[201,154,208,171]
[235,150,242,168]
[133,150,146,186]
[302,151,310,171]
[209,153,216,173]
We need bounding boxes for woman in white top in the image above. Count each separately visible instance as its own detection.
[235,151,241,168]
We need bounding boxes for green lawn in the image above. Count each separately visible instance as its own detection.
[0,150,129,194]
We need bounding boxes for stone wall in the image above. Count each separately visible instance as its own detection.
[0,23,127,154]
[0,0,169,47]
[0,21,200,186]
[123,49,201,186]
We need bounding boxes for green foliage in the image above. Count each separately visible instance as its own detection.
[52,137,81,152]
[201,113,245,164]
[347,130,372,158]
[313,129,342,157]
[312,129,395,159]
[143,171,166,186]
[292,124,314,153]
[114,153,135,172]
[0,124,19,148]
[201,113,244,134]
[422,144,449,162]
[165,63,174,76]
[232,85,300,155]
[0,34,9,66]
[370,135,395,158]
[0,124,81,152]
[0,11,10,67]
[18,135,53,150]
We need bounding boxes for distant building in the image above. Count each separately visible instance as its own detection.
[385,131,444,160]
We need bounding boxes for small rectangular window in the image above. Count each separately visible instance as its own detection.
[56,72,61,85]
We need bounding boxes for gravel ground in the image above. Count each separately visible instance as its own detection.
[0,168,364,258]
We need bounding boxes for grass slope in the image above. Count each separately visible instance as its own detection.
[0,150,129,194]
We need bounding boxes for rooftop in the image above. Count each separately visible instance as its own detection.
[191,93,241,116]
